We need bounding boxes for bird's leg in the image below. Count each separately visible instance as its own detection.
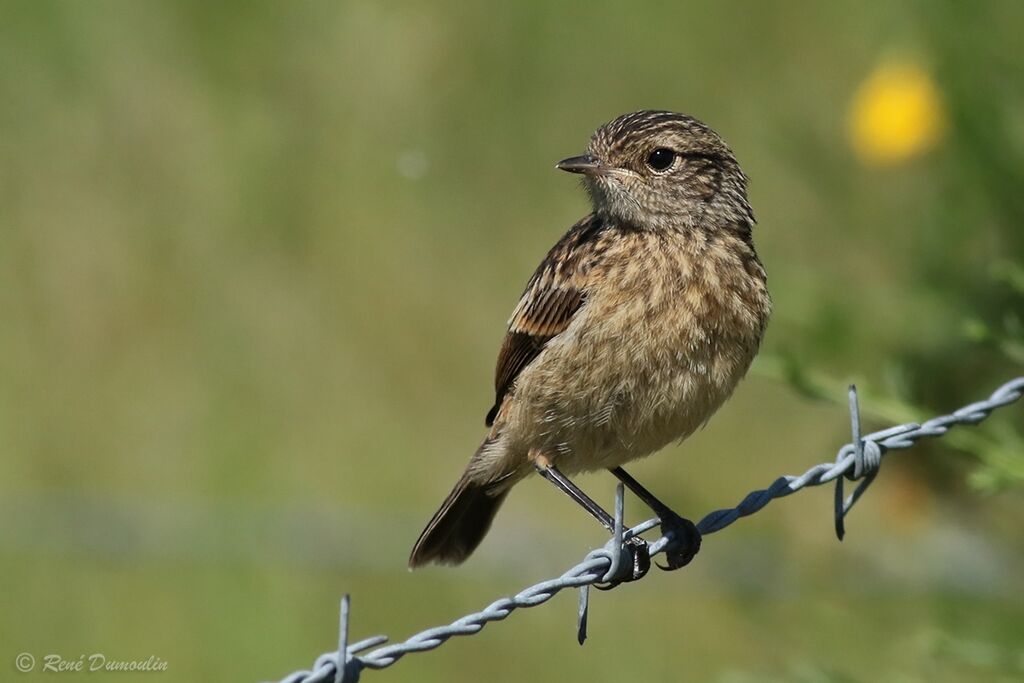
[609,466,701,570]
[532,452,650,585]
[533,453,615,532]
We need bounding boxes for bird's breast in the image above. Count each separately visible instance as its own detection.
[503,231,769,474]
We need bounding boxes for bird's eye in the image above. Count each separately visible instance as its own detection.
[646,148,675,172]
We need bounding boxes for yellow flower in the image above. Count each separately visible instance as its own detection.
[848,60,945,166]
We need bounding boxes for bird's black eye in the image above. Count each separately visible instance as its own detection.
[646,147,675,171]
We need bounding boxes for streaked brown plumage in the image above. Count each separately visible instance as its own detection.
[410,110,770,568]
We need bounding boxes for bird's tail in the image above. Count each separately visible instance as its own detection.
[409,472,510,568]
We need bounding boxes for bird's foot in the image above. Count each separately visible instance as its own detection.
[595,536,651,590]
[656,509,701,571]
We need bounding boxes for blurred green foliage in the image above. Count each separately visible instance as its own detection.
[0,2,1021,682]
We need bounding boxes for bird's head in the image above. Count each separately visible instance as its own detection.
[557,110,754,233]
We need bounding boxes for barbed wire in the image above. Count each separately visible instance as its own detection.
[273,376,1024,683]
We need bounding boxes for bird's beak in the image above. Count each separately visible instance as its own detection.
[556,154,604,176]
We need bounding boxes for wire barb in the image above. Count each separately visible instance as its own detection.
[336,596,354,683]
[576,584,589,646]
[272,376,1024,683]
[834,385,880,539]
[576,482,627,644]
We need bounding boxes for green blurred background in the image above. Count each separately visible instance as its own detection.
[1,2,1022,681]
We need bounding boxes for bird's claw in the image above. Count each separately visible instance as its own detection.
[595,536,650,590]
[655,509,701,571]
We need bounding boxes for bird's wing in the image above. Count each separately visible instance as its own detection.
[485,214,604,426]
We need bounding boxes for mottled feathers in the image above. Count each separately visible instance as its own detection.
[486,215,606,425]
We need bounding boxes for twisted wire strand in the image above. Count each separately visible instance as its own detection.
[275,376,1024,683]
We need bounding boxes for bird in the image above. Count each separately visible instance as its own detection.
[409,110,770,571]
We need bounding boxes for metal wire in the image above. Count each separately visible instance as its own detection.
[273,376,1024,683]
